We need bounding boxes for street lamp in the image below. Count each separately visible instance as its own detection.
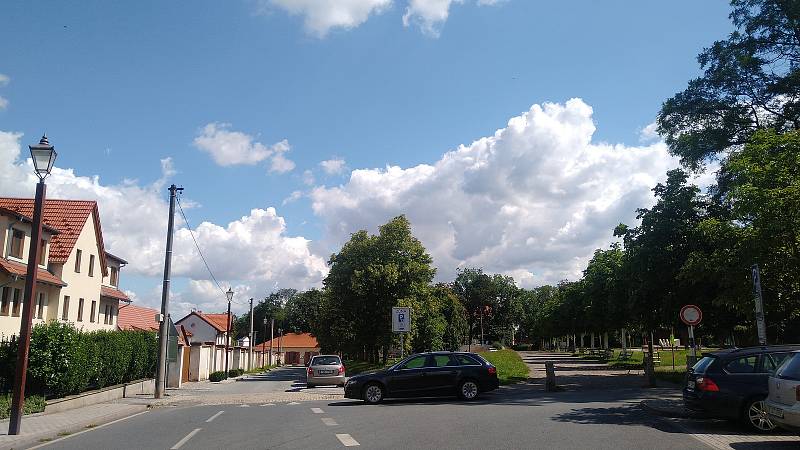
[9,135,56,435]
[225,288,233,374]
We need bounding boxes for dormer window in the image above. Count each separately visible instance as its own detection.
[10,229,24,259]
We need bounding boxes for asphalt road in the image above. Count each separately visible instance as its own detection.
[40,385,705,450]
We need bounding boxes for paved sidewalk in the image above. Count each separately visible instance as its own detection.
[0,402,147,450]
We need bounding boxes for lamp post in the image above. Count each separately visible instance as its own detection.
[9,135,57,435]
[225,288,233,374]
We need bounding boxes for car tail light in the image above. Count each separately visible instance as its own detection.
[338,365,345,375]
[307,367,313,376]
[696,376,719,392]
[488,366,497,376]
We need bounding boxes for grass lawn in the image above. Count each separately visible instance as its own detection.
[479,349,529,385]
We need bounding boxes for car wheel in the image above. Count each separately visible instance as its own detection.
[363,383,384,404]
[744,398,776,433]
[458,379,479,400]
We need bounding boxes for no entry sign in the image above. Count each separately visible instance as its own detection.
[680,305,703,326]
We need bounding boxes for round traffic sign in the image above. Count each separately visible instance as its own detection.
[680,305,702,326]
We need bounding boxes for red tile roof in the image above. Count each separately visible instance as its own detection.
[117,304,159,332]
[0,198,108,276]
[255,332,319,350]
[100,285,130,302]
[176,311,232,333]
[0,258,66,287]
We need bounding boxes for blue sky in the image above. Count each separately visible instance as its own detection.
[0,1,733,314]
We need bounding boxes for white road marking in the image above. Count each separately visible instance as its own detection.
[287,401,301,405]
[321,417,338,426]
[311,407,324,414]
[336,434,360,447]
[26,410,150,449]
[239,404,250,407]
[171,428,202,449]
[206,411,224,423]
[260,403,275,406]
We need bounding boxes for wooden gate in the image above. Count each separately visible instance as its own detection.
[181,346,190,382]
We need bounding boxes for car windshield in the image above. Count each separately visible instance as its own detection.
[312,356,341,366]
[776,354,800,381]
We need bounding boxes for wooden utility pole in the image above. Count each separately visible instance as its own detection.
[225,297,231,374]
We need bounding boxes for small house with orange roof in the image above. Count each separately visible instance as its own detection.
[176,311,237,380]
[253,332,320,366]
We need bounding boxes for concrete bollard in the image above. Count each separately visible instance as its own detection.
[545,361,558,392]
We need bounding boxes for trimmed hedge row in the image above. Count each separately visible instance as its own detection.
[209,371,227,382]
[0,321,158,398]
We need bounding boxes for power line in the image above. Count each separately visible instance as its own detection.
[175,195,246,304]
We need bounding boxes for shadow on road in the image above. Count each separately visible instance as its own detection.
[551,404,679,433]
[730,443,800,449]
[238,367,306,382]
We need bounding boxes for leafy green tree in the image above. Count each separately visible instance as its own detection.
[452,268,495,345]
[658,0,800,168]
[284,288,323,333]
[322,215,435,362]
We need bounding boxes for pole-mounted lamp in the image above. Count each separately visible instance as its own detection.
[9,135,57,435]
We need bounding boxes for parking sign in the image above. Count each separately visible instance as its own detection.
[392,307,410,332]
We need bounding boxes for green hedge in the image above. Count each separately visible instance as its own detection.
[0,321,158,398]
[209,371,227,382]
[228,369,244,378]
[0,393,46,419]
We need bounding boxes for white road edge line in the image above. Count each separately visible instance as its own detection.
[206,411,225,423]
[260,403,275,406]
[171,428,202,449]
[311,407,324,414]
[27,410,150,449]
[336,433,360,447]
[321,417,338,426]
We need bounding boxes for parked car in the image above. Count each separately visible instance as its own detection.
[306,354,346,388]
[766,351,800,433]
[344,352,499,404]
[683,345,800,432]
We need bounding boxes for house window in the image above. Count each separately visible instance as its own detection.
[103,304,109,325]
[77,298,84,322]
[88,254,95,277]
[62,296,70,321]
[90,300,96,323]
[109,266,119,287]
[10,229,24,259]
[1,287,9,316]
[75,249,82,273]
[36,292,46,319]
[38,239,47,266]
[12,288,21,317]
[109,306,115,325]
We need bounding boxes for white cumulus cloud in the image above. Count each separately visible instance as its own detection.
[403,0,500,36]
[0,130,326,316]
[193,123,295,172]
[320,158,347,175]
[265,0,392,37]
[310,99,683,286]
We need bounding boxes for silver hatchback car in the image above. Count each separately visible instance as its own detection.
[306,355,346,388]
[767,351,800,433]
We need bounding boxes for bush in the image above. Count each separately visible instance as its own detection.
[490,341,505,350]
[210,371,227,382]
[0,322,159,398]
[0,393,46,419]
[228,369,243,378]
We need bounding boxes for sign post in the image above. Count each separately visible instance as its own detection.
[752,264,767,346]
[680,305,703,368]
[392,307,410,358]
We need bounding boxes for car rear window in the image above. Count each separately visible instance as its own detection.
[692,356,716,374]
[776,354,800,381]
[312,356,341,366]
[725,355,758,373]
[762,353,791,374]
[455,355,481,366]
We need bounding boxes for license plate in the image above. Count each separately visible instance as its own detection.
[687,380,695,390]
[767,406,784,419]
[318,370,334,375]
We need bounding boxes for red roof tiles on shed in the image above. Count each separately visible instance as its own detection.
[255,332,319,350]
[117,304,159,332]
[0,198,108,276]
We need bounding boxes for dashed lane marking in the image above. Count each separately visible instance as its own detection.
[321,417,338,426]
[336,434,360,447]
[311,407,324,414]
[26,410,150,450]
[260,403,275,406]
[171,428,202,449]
[206,411,224,423]
[239,404,250,407]
[287,402,301,405]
